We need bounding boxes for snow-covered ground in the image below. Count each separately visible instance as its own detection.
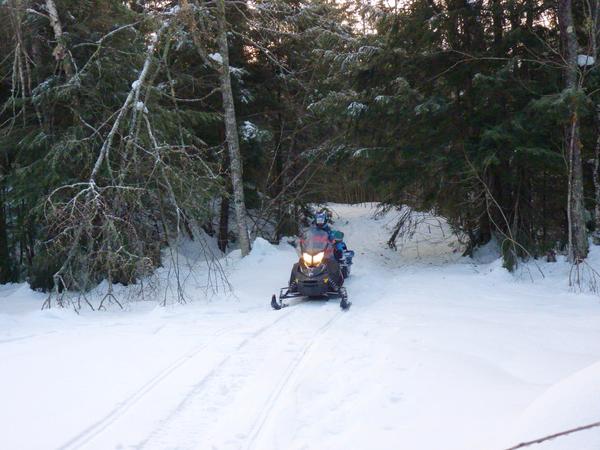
[1,204,600,450]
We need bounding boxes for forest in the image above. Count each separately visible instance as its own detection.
[2,0,600,295]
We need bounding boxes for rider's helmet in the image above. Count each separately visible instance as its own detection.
[314,211,328,228]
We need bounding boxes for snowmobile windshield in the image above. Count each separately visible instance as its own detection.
[301,228,330,255]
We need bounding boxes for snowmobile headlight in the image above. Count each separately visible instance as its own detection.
[302,252,313,265]
[312,251,325,265]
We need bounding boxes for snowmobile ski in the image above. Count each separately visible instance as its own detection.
[271,294,287,310]
[339,287,351,310]
[271,287,350,310]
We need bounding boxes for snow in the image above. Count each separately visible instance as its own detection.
[240,87,254,104]
[240,120,259,140]
[135,101,148,113]
[578,54,596,67]
[503,361,600,449]
[374,94,391,104]
[346,101,368,117]
[165,5,180,15]
[239,120,270,142]
[230,66,248,78]
[209,52,223,64]
[2,204,600,450]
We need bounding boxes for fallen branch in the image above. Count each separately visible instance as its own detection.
[505,420,600,450]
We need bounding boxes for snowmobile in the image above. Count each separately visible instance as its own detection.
[271,228,354,310]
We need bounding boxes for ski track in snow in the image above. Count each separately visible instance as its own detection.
[134,307,301,449]
[244,310,344,450]
[2,204,600,450]
[0,329,58,344]
[136,303,343,450]
[57,325,235,450]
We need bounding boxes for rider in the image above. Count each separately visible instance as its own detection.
[313,211,332,235]
[313,210,347,262]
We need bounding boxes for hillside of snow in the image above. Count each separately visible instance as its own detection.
[1,204,600,450]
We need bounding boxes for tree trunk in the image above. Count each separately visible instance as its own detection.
[592,0,600,244]
[0,169,11,283]
[0,210,10,283]
[218,194,230,252]
[45,0,73,80]
[215,0,251,257]
[218,134,231,253]
[593,105,600,244]
[558,0,589,261]
[492,0,503,48]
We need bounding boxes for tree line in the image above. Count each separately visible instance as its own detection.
[315,0,600,271]
[0,0,357,303]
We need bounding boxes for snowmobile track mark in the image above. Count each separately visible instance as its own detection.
[57,325,234,450]
[0,330,58,344]
[135,307,300,449]
[245,309,344,450]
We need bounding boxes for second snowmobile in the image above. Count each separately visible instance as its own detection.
[271,228,354,310]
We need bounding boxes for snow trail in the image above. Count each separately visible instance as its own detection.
[244,309,344,450]
[1,204,600,450]
[136,304,343,450]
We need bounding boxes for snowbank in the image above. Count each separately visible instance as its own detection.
[501,361,600,449]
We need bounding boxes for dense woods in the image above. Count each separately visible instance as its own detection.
[2,0,600,299]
